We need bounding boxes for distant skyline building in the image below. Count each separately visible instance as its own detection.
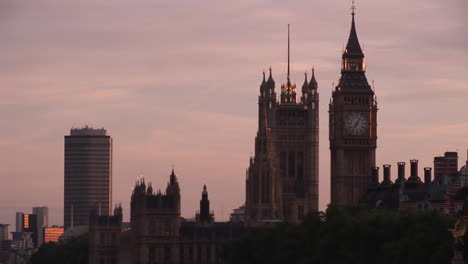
[32,206,49,247]
[44,227,64,243]
[15,212,23,232]
[434,152,458,180]
[21,214,38,247]
[0,224,8,241]
[64,126,113,229]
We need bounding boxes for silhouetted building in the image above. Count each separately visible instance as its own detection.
[196,185,214,224]
[330,5,377,205]
[15,212,22,233]
[32,206,48,247]
[434,151,458,181]
[64,126,113,229]
[245,25,319,224]
[21,214,38,248]
[89,170,247,264]
[0,224,8,241]
[363,158,467,215]
[230,206,245,223]
[460,150,468,185]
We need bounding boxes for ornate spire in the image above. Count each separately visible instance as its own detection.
[281,24,296,104]
[267,66,274,84]
[287,24,291,84]
[170,166,178,185]
[198,184,213,223]
[345,0,363,55]
[309,67,318,90]
[260,71,267,94]
[301,71,309,93]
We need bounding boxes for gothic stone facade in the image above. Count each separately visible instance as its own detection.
[89,171,246,264]
[245,66,319,224]
[329,11,378,205]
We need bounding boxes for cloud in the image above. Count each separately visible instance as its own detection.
[0,0,467,226]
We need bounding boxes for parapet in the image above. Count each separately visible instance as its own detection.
[70,125,107,136]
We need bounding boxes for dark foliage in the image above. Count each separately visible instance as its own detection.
[225,205,455,264]
[30,234,88,264]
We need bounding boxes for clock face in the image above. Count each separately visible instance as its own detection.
[345,112,368,136]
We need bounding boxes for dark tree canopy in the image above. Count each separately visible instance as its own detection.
[30,234,88,264]
[225,205,456,264]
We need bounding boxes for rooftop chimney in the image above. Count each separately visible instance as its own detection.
[396,162,406,184]
[410,159,418,177]
[424,167,432,184]
[383,164,391,182]
[371,167,379,183]
[379,164,393,188]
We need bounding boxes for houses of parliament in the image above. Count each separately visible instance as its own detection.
[88,4,468,264]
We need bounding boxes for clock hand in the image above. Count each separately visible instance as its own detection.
[350,118,358,130]
[352,119,360,133]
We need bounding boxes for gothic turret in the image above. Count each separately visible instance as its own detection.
[301,72,309,94]
[301,68,319,104]
[166,168,180,195]
[300,72,309,103]
[309,68,318,90]
[260,71,267,95]
[197,185,214,224]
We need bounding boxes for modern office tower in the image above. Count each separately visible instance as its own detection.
[329,4,377,205]
[32,206,49,247]
[64,126,113,229]
[21,214,38,247]
[0,224,8,241]
[15,212,23,232]
[43,227,64,243]
[434,152,458,180]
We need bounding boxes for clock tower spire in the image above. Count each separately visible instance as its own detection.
[329,2,378,206]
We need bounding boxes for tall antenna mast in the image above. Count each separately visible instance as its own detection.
[287,24,290,83]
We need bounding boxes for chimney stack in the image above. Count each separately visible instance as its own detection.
[383,164,391,182]
[424,167,432,184]
[410,159,418,177]
[398,162,406,181]
[371,167,379,183]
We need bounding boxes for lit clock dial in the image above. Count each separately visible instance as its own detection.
[345,112,368,136]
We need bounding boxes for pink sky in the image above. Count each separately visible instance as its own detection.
[1,0,467,228]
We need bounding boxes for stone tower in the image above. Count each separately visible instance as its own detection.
[246,25,319,224]
[329,5,378,205]
[130,170,181,264]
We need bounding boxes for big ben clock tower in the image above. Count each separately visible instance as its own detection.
[329,3,377,205]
